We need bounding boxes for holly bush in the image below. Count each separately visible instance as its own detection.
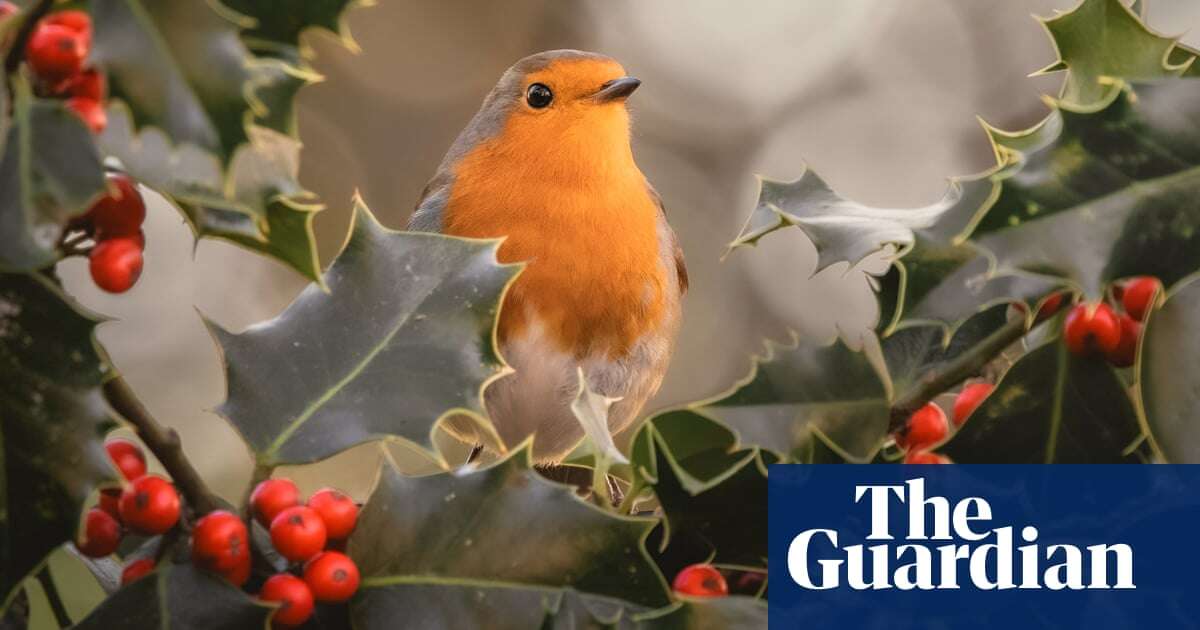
[0,0,1197,627]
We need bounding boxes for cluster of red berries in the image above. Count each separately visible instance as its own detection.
[77,438,181,569]
[64,171,148,293]
[1063,276,1159,367]
[893,384,996,465]
[243,478,362,627]
[19,6,108,133]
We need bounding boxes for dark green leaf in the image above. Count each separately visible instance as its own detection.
[1036,0,1194,105]
[210,199,518,466]
[629,412,769,572]
[691,337,890,462]
[0,273,115,606]
[73,562,273,629]
[635,597,768,630]
[221,0,359,53]
[0,80,105,272]
[881,303,1009,394]
[91,0,263,163]
[347,449,668,627]
[1140,274,1198,462]
[973,80,1200,298]
[940,340,1142,463]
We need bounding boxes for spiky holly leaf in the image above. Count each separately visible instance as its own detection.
[539,589,638,629]
[939,339,1142,463]
[0,273,116,607]
[209,199,518,467]
[881,303,1009,394]
[221,0,361,54]
[347,450,668,628]
[1037,0,1194,105]
[971,80,1200,299]
[733,163,1062,333]
[73,563,273,629]
[0,79,105,272]
[91,0,267,164]
[687,336,889,462]
[100,106,322,281]
[636,597,769,630]
[1140,274,1199,462]
[629,411,769,573]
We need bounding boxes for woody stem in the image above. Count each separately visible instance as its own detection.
[888,315,1030,431]
[103,375,222,515]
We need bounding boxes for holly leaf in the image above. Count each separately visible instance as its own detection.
[972,80,1200,299]
[688,336,890,462]
[0,273,116,607]
[347,449,668,628]
[629,412,769,572]
[221,0,361,55]
[939,339,1143,463]
[209,199,519,467]
[73,562,273,629]
[0,79,106,272]
[100,106,322,281]
[1140,274,1199,462]
[635,597,769,630]
[90,0,265,163]
[880,303,1009,394]
[1036,0,1194,105]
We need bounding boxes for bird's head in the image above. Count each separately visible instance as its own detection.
[458,50,641,174]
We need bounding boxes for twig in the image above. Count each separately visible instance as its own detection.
[3,0,54,92]
[34,565,70,629]
[888,315,1030,431]
[103,375,222,515]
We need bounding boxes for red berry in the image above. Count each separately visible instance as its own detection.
[98,488,122,520]
[260,574,314,627]
[270,506,327,563]
[303,551,360,603]
[894,403,947,451]
[1064,303,1121,356]
[104,437,147,481]
[0,1,17,20]
[78,508,121,557]
[121,558,155,585]
[43,10,92,46]
[672,564,728,598]
[952,383,994,427]
[220,553,251,587]
[307,488,358,540]
[25,23,86,85]
[118,475,180,535]
[89,236,143,293]
[251,478,301,528]
[1105,313,1141,368]
[67,96,106,133]
[191,510,249,571]
[1122,276,1160,322]
[57,68,105,100]
[86,173,146,239]
[904,451,952,464]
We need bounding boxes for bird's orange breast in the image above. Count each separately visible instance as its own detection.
[440,114,667,359]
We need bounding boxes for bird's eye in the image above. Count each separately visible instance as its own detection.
[526,83,553,109]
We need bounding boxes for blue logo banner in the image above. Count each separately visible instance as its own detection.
[768,465,1200,628]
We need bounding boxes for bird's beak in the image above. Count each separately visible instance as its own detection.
[594,76,641,102]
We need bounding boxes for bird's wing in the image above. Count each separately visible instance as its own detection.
[647,184,688,295]
[407,173,452,233]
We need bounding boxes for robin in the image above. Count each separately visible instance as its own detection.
[409,50,687,462]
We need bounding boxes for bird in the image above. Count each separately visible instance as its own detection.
[408,50,687,463]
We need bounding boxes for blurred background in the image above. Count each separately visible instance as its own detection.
[55,0,1200,502]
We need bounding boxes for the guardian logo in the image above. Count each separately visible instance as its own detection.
[787,478,1135,591]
